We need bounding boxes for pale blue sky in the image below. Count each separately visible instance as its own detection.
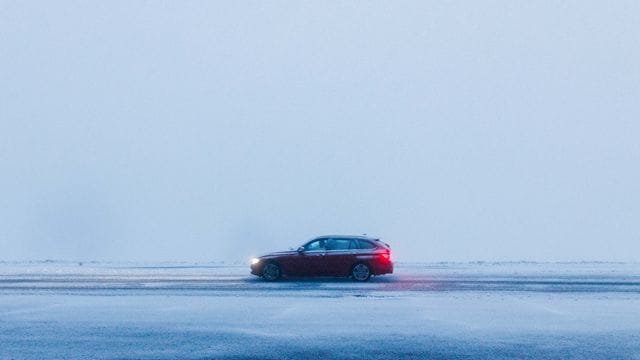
[1,1,639,261]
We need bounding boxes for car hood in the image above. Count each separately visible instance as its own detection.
[259,250,298,259]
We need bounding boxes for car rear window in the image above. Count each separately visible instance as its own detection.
[357,239,377,249]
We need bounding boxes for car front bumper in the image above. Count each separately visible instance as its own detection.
[250,262,263,276]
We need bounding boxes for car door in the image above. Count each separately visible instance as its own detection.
[323,238,355,276]
[294,238,327,276]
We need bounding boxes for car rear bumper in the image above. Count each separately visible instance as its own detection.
[373,261,393,275]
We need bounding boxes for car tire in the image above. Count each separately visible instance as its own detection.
[351,263,371,282]
[262,262,281,281]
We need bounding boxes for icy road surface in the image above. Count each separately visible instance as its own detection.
[1,262,639,359]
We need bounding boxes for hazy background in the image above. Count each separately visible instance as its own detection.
[1,1,639,262]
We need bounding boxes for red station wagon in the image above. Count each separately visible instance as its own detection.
[250,235,393,281]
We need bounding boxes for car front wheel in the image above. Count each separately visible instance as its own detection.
[351,263,371,282]
[262,262,281,281]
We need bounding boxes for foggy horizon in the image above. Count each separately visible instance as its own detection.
[1,1,639,263]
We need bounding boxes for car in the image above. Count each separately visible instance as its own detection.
[250,235,393,281]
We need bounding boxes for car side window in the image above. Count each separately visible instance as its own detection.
[325,239,336,251]
[304,239,326,251]
[357,239,377,249]
[326,238,351,251]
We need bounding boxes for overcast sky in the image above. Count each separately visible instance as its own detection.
[1,1,639,262]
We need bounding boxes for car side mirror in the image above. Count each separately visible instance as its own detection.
[297,246,304,253]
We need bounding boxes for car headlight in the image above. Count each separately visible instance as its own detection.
[251,258,260,265]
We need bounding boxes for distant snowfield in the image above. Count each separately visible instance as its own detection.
[1,262,639,359]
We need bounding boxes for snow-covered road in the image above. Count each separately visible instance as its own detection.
[1,262,639,359]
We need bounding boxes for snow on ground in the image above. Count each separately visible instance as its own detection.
[1,262,639,359]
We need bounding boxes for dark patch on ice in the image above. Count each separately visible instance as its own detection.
[1,323,638,359]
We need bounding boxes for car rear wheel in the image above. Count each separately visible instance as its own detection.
[351,263,371,282]
[262,262,281,281]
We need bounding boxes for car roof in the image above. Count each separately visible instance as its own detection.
[312,235,379,241]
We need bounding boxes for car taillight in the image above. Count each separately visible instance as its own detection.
[380,252,391,261]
